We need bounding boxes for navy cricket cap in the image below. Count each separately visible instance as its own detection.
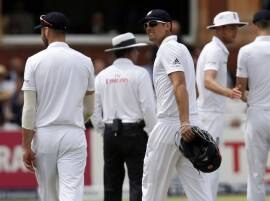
[252,9,270,24]
[143,9,172,23]
[34,11,69,31]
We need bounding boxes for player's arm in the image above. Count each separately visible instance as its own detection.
[21,90,36,172]
[169,71,193,142]
[138,71,157,134]
[83,91,95,123]
[236,77,248,102]
[236,47,249,102]
[204,70,241,99]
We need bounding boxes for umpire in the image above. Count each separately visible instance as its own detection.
[91,32,156,201]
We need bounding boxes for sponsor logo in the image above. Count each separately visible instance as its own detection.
[173,58,181,65]
[106,74,129,84]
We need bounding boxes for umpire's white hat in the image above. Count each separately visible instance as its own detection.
[207,11,248,29]
[105,32,147,52]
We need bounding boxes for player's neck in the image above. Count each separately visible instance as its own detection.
[48,37,66,44]
[257,29,270,36]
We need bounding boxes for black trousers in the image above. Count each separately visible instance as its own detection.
[103,125,148,201]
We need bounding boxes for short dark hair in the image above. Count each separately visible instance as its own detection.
[254,19,270,29]
[114,48,135,58]
[252,9,270,29]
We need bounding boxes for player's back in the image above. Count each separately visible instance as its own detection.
[239,37,270,108]
[26,42,94,129]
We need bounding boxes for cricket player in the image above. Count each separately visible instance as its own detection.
[196,11,247,200]
[236,9,270,201]
[21,12,95,201]
[141,9,212,201]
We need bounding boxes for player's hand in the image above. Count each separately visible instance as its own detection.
[230,87,242,99]
[23,148,36,172]
[180,124,194,142]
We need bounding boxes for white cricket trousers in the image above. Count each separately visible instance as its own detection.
[199,111,224,201]
[32,125,87,201]
[246,107,270,201]
[142,119,212,201]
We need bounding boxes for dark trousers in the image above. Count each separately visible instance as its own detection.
[103,124,148,201]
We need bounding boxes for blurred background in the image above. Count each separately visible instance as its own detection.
[0,0,270,200]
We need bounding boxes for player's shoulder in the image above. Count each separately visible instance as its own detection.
[27,49,47,64]
[202,41,214,49]
[162,38,182,49]
[160,39,185,56]
[68,48,92,62]
[204,40,220,51]
[202,40,224,56]
[239,41,256,53]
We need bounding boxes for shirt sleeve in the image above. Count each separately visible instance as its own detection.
[236,48,248,78]
[137,70,157,134]
[204,48,222,71]
[22,58,36,91]
[90,76,104,133]
[159,44,184,75]
[87,58,95,91]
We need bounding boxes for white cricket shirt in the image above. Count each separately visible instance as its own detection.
[196,36,229,113]
[22,42,95,129]
[237,36,270,109]
[153,35,198,120]
[91,58,156,134]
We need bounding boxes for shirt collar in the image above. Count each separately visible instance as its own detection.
[212,36,229,55]
[48,42,69,49]
[255,36,270,42]
[113,58,134,66]
[160,35,177,46]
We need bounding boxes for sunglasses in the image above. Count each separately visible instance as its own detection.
[144,20,166,29]
[40,15,53,28]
